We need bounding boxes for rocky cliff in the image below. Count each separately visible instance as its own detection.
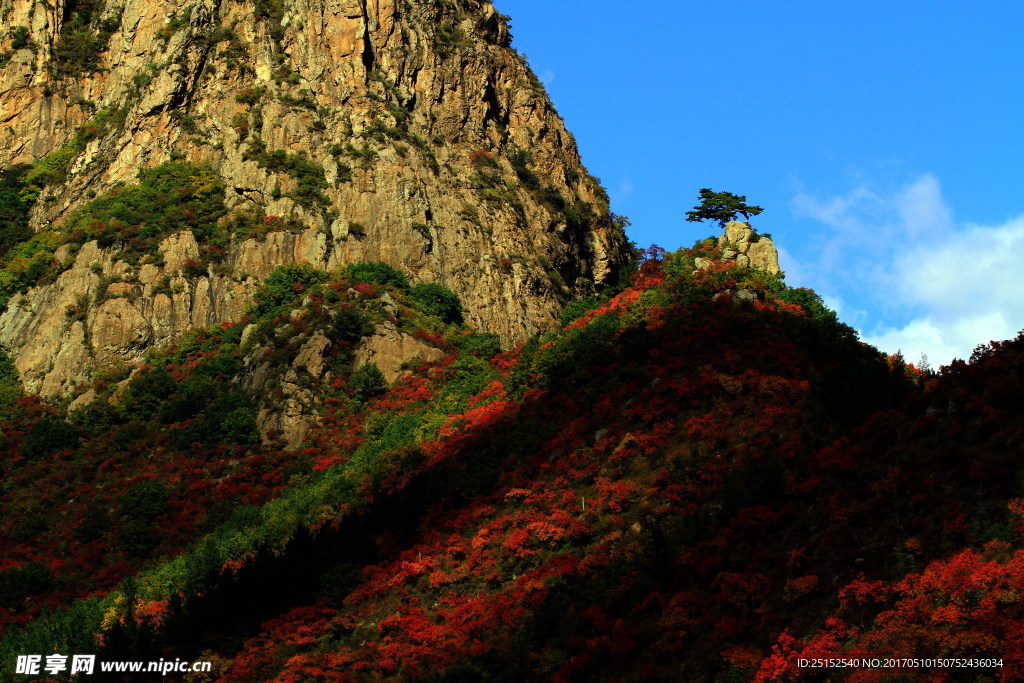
[0,0,630,395]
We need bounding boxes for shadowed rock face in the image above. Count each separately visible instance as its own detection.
[0,0,631,395]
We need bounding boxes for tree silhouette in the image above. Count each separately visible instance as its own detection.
[685,188,763,227]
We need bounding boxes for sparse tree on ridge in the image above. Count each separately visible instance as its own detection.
[685,188,764,227]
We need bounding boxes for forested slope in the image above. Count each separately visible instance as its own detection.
[2,238,1020,680]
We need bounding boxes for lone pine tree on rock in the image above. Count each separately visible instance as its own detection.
[686,188,764,227]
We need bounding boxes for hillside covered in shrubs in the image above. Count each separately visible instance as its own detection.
[1,236,1022,681]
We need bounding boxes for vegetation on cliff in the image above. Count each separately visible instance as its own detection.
[0,2,1018,680]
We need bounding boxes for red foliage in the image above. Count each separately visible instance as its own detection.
[10,250,1024,681]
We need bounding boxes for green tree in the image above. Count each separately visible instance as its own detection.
[0,166,34,259]
[0,348,22,422]
[247,264,329,320]
[20,416,79,461]
[410,283,463,324]
[350,362,387,400]
[344,261,410,292]
[685,188,763,227]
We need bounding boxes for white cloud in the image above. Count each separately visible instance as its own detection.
[895,175,953,239]
[898,216,1024,314]
[861,313,1015,369]
[792,184,881,232]
[790,175,1024,368]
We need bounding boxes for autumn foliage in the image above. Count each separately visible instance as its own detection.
[2,242,1022,681]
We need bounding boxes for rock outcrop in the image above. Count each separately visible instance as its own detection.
[0,0,631,395]
[694,221,781,275]
[353,321,446,384]
[234,287,451,449]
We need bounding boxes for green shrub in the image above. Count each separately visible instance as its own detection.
[350,362,387,400]
[335,161,353,184]
[0,348,22,421]
[248,264,329,321]
[20,415,79,461]
[509,150,540,190]
[233,87,262,107]
[410,282,463,324]
[537,185,567,212]
[563,200,595,234]
[533,311,622,389]
[226,208,304,242]
[442,354,494,401]
[175,390,257,446]
[242,138,330,209]
[661,238,715,278]
[450,331,501,358]
[119,480,169,523]
[333,306,373,342]
[10,26,31,50]
[559,294,611,327]
[157,376,213,424]
[411,222,432,245]
[0,562,53,608]
[0,166,34,259]
[109,323,256,448]
[119,480,169,555]
[62,162,227,248]
[435,21,469,55]
[67,400,124,439]
[768,280,839,324]
[0,231,64,307]
[122,368,176,413]
[335,144,377,169]
[50,25,104,77]
[24,107,126,191]
[48,0,120,78]
[65,293,90,323]
[155,5,192,41]
[343,261,410,291]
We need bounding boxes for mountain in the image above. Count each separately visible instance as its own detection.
[2,232,1022,681]
[2,2,1024,682]
[0,0,629,396]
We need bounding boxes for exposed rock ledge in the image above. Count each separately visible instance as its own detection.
[694,221,781,275]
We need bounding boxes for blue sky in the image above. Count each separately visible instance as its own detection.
[495,0,1024,368]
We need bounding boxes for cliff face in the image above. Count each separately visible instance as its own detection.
[0,0,630,395]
